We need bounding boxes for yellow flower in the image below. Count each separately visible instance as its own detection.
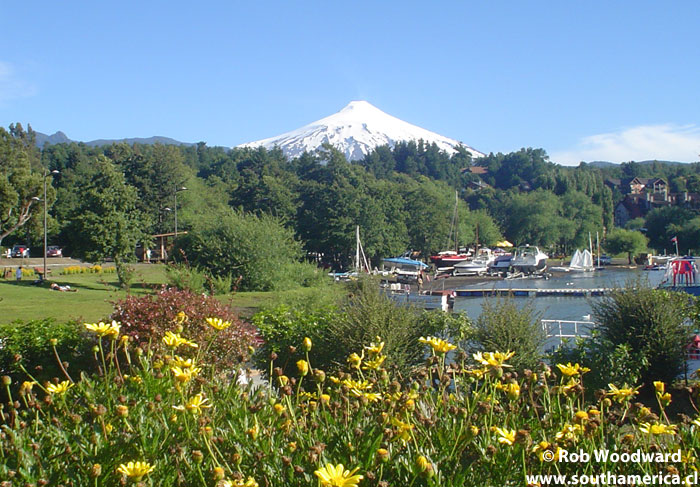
[494,427,516,446]
[273,403,285,415]
[302,337,313,352]
[659,392,672,407]
[573,411,589,424]
[607,383,639,403]
[46,380,73,395]
[556,362,590,377]
[638,422,677,435]
[419,336,457,354]
[174,311,188,324]
[497,382,520,400]
[20,381,36,395]
[532,441,562,462]
[117,461,155,481]
[341,378,372,391]
[206,317,231,330]
[171,355,197,369]
[473,351,515,368]
[174,393,212,415]
[171,365,201,383]
[391,417,415,444]
[85,320,121,338]
[162,331,198,349]
[416,455,434,476]
[365,337,385,355]
[653,381,665,395]
[555,423,583,442]
[559,378,580,396]
[314,463,363,487]
[278,375,289,386]
[220,478,259,487]
[347,352,363,369]
[362,354,386,370]
[296,359,309,376]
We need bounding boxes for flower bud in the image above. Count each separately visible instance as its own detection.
[302,337,312,352]
[296,360,309,376]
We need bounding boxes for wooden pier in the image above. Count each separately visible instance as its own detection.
[455,288,612,298]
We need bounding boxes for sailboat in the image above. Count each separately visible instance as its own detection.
[329,226,371,280]
[429,192,470,269]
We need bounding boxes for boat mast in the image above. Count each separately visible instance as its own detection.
[355,225,370,273]
[454,191,459,253]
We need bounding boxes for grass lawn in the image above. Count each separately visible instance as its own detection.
[0,264,169,324]
[1,263,342,324]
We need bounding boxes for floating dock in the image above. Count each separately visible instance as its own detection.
[455,288,612,298]
[386,292,449,311]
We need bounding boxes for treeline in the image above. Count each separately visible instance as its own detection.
[4,122,700,277]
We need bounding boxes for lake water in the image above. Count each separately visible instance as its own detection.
[452,268,666,322]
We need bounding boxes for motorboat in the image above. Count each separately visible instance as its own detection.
[453,248,495,276]
[488,253,513,275]
[429,250,471,268]
[510,245,548,275]
[382,256,429,284]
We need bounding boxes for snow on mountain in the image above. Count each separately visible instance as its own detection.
[238,101,483,161]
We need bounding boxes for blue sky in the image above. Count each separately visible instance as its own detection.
[1,1,699,165]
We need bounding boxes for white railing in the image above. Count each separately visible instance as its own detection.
[542,320,595,352]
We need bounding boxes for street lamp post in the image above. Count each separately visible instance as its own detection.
[43,169,59,280]
[174,186,187,239]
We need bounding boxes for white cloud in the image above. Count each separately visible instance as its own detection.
[550,124,700,166]
[0,61,36,103]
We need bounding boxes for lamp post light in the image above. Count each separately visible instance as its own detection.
[43,169,59,280]
[173,186,187,239]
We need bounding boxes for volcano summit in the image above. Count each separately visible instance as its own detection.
[239,101,483,161]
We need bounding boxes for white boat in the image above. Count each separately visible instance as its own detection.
[453,248,495,276]
[510,245,548,275]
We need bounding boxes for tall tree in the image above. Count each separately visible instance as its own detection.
[0,127,47,247]
[64,156,147,288]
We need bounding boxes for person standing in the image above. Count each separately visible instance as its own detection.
[16,266,22,281]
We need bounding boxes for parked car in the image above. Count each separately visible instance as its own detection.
[47,245,63,257]
[598,254,612,265]
[11,245,30,258]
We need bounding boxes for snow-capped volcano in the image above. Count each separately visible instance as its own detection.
[239,101,483,161]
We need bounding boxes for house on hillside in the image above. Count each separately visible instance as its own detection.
[613,190,700,227]
[463,165,491,190]
[605,177,667,195]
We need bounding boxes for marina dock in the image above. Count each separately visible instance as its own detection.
[455,287,613,297]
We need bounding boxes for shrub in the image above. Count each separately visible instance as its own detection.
[165,263,235,295]
[592,286,692,386]
[175,209,308,291]
[0,319,91,390]
[254,277,454,378]
[471,296,546,372]
[165,263,208,294]
[110,287,257,369]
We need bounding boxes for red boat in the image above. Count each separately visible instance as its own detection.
[429,250,471,268]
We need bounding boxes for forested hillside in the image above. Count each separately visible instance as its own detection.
[3,122,700,274]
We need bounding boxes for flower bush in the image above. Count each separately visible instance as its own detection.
[2,317,700,486]
[60,265,116,275]
[110,287,257,369]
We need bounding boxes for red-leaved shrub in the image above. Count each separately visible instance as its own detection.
[111,287,258,369]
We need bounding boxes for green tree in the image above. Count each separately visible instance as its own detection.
[604,228,648,264]
[0,126,47,247]
[176,208,310,292]
[65,156,147,289]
